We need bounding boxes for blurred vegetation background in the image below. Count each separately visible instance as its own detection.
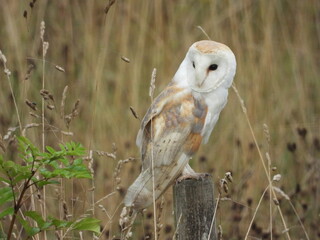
[0,0,319,239]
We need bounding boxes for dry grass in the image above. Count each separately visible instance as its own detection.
[0,0,319,239]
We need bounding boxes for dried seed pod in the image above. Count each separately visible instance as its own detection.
[272,174,281,182]
[40,89,50,100]
[55,65,65,72]
[149,68,157,98]
[0,134,5,152]
[225,172,233,183]
[104,0,116,15]
[218,225,223,240]
[40,21,45,41]
[24,63,35,80]
[63,201,69,220]
[220,179,228,193]
[129,106,139,119]
[263,123,270,142]
[29,112,40,118]
[121,56,130,63]
[25,99,37,111]
[47,104,55,110]
[0,50,7,63]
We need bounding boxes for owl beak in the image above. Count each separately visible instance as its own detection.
[195,69,204,87]
[196,71,208,87]
[199,77,207,87]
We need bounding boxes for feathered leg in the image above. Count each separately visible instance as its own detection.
[177,163,209,182]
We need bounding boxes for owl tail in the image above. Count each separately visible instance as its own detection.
[124,153,190,211]
[123,169,154,210]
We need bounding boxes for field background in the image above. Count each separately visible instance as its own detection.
[0,0,319,239]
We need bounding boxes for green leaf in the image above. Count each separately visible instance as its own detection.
[25,211,45,226]
[45,146,56,154]
[0,176,10,184]
[2,161,18,176]
[18,216,41,236]
[39,168,54,178]
[24,211,53,230]
[36,179,59,187]
[12,172,32,185]
[57,157,68,165]
[72,218,101,234]
[0,207,14,218]
[51,218,72,229]
[0,187,14,205]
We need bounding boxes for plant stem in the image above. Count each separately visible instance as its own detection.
[7,175,34,240]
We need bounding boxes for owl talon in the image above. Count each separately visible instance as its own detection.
[176,173,209,182]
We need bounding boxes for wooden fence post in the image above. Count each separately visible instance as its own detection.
[173,175,216,240]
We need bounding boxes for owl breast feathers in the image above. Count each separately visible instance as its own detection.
[124,40,236,210]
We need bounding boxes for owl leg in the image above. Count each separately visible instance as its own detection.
[182,163,196,174]
[176,164,208,182]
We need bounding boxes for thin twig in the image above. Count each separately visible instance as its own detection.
[149,68,157,240]
[208,193,221,239]
[196,26,212,40]
[0,50,22,132]
[173,214,182,240]
[288,201,310,240]
[40,20,49,240]
[244,186,269,240]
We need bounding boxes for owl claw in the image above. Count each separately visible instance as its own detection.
[176,173,209,183]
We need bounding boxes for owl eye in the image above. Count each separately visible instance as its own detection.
[208,64,218,71]
[192,62,195,68]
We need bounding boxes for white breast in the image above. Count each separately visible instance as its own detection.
[199,87,229,143]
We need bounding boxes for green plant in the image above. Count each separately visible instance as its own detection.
[0,136,100,240]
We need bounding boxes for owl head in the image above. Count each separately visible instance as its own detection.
[173,40,236,93]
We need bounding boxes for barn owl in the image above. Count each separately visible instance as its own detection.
[124,40,236,210]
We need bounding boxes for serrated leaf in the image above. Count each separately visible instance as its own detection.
[25,211,45,227]
[0,207,14,218]
[72,218,101,234]
[51,218,72,229]
[12,171,32,185]
[24,211,54,231]
[58,157,68,165]
[0,176,10,183]
[73,158,83,165]
[36,179,59,187]
[46,146,56,154]
[48,160,59,168]
[17,136,39,156]
[39,168,54,178]
[18,216,41,236]
[2,161,18,174]
[0,187,14,205]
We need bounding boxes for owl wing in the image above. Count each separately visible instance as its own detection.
[125,84,208,210]
[136,83,184,150]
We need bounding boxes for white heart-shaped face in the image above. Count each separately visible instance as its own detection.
[174,40,236,93]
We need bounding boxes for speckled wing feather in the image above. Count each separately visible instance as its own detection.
[124,83,208,210]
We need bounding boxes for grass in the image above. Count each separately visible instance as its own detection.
[0,0,319,239]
